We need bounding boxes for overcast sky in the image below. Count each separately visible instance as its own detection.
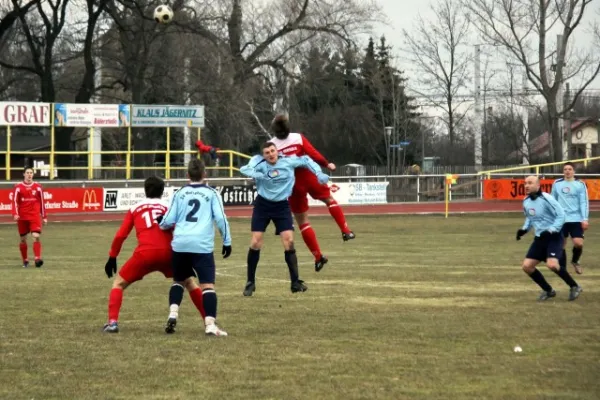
[369,0,600,116]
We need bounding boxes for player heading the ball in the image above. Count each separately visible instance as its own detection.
[239,141,329,296]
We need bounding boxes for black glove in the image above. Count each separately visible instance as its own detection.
[155,214,164,224]
[105,257,117,278]
[516,229,528,241]
[222,245,232,258]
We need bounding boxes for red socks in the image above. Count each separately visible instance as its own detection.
[19,243,28,261]
[300,223,322,260]
[33,241,42,260]
[189,288,206,319]
[108,288,124,323]
[327,200,350,233]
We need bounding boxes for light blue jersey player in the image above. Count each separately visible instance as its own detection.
[239,142,329,297]
[551,162,589,274]
[158,159,231,337]
[516,176,581,301]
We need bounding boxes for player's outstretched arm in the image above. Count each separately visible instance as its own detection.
[300,134,330,168]
[159,193,180,230]
[289,155,329,184]
[211,192,232,257]
[240,155,266,179]
[545,193,566,232]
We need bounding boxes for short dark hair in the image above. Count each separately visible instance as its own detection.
[270,114,290,135]
[564,162,575,169]
[144,176,165,198]
[23,166,33,173]
[262,141,276,150]
[188,158,206,181]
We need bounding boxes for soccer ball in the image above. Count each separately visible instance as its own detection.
[154,5,174,24]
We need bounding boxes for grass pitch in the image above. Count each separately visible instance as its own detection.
[1,214,599,399]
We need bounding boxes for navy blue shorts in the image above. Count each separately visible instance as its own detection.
[526,233,564,262]
[561,222,584,239]
[251,195,294,235]
[171,251,215,283]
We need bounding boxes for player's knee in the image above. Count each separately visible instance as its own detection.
[199,282,214,291]
[250,233,263,249]
[294,212,308,225]
[184,277,198,291]
[573,238,584,248]
[32,234,40,242]
[522,263,535,274]
[19,236,27,243]
[113,277,129,290]
[322,196,335,205]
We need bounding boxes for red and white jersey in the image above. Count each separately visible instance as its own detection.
[270,133,330,175]
[12,181,46,220]
[109,198,173,258]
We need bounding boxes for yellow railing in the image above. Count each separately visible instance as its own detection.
[0,149,251,180]
[478,156,600,178]
[1,122,251,180]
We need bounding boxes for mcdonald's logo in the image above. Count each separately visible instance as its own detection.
[83,190,101,210]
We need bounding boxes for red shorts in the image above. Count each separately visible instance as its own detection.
[289,173,331,214]
[118,248,173,283]
[17,217,42,236]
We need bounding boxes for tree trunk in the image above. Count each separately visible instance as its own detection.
[547,99,562,162]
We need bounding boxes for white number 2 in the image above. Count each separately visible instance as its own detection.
[142,209,163,228]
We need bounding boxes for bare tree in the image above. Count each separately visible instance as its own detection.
[0,0,40,51]
[464,0,600,162]
[402,0,472,146]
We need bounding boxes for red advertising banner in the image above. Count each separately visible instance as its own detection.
[0,187,104,215]
[483,179,600,200]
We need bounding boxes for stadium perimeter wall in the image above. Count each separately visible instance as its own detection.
[1,175,600,223]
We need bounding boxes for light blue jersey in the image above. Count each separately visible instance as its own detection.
[240,155,329,202]
[159,183,231,253]
[551,178,589,222]
[521,192,565,237]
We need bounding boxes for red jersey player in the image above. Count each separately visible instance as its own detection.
[102,177,206,333]
[268,114,355,272]
[12,166,47,268]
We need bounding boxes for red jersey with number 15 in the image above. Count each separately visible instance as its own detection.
[12,181,46,220]
[109,199,172,258]
[270,133,330,181]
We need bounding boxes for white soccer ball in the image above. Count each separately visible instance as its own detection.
[513,346,522,353]
[154,4,174,24]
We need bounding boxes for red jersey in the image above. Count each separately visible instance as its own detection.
[270,133,329,179]
[109,199,173,258]
[12,181,46,220]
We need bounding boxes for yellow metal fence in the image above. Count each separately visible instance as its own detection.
[1,125,251,179]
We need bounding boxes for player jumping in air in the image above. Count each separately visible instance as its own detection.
[195,140,220,160]
[12,166,47,268]
[158,159,231,337]
[551,162,589,274]
[102,177,207,333]
[239,142,330,296]
[516,175,582,301]
[269,114,355,272]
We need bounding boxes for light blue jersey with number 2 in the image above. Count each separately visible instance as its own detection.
[159,183,231,253]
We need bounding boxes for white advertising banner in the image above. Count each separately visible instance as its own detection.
[307,182,389,206]
[54,104,129,127]
[103,187,178,211]
[131,105,205,127]
[0,102,51,126]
